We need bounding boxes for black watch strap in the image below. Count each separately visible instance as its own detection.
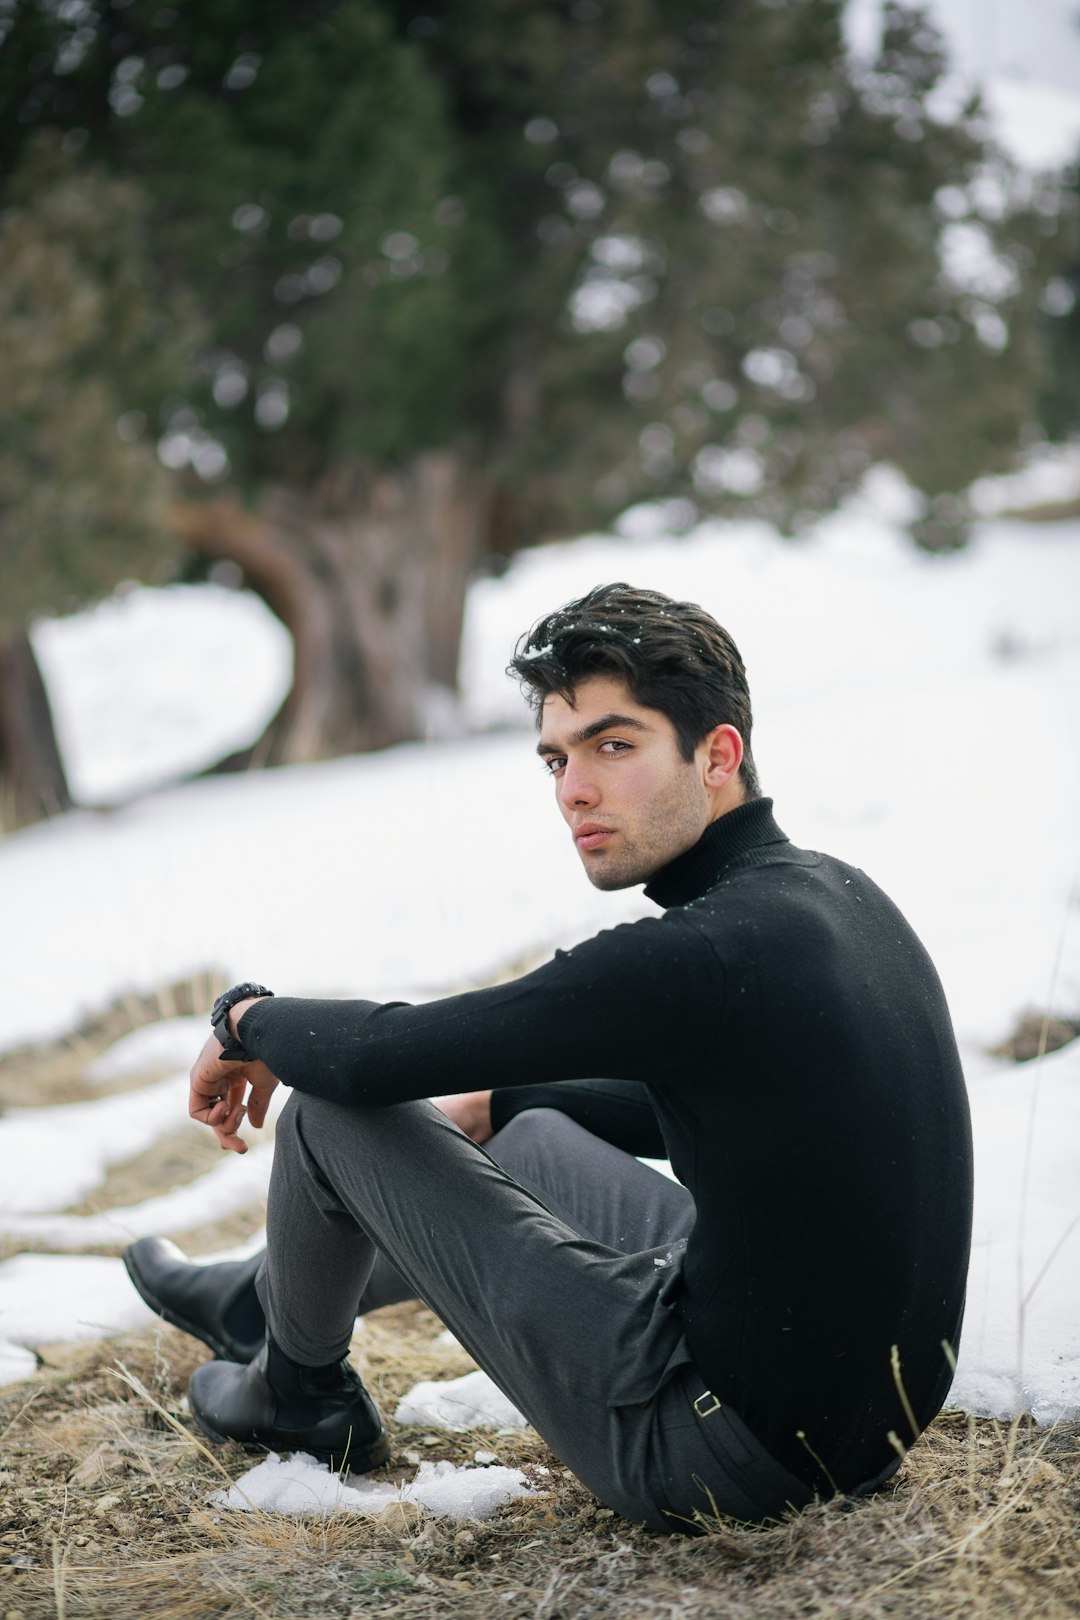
[210,982,274,1061]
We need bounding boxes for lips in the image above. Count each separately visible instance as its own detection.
[574,822,613,851]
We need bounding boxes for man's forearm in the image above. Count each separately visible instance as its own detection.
[233,913,717,1110]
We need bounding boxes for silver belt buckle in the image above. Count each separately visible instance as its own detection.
[693,1389,722,1418]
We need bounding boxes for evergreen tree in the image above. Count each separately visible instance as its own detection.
[0,131,194,820]
[0,0,1058,822]
[1036,161,1080,454]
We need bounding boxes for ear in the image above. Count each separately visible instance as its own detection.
[700,723,743,790]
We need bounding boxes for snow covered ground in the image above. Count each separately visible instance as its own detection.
[209,1451,540,1523]
[2,482,1079,1451]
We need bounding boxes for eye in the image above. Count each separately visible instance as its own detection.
[599,739,632,756]
[541,756,566,777]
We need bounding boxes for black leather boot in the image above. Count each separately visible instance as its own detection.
[188,1337,391,1472]
[123,1237,266,1362]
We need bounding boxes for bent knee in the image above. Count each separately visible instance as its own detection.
[486,1105,584,1173]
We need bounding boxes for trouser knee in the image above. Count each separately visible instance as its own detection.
[277,1088,371,1152]
[487,1106,582,1181]
[271,1089,359,1194]
[276,1091,454,1187]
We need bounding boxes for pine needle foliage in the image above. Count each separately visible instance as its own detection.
[0,0,1065,629]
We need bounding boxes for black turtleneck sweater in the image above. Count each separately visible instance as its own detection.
[239,799,973,1495]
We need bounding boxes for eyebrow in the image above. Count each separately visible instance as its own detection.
[536,712,652,756]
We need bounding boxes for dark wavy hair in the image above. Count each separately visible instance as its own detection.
[508,582,760,797]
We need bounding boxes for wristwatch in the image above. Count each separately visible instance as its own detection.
[210,982,274,1061]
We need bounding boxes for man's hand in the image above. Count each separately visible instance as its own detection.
[189,1034,280,1154]
[432,1089,494,1143]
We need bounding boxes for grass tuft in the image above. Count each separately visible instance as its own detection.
[2,990,1077,1616]
[990,1008,1080,1063]
[1,1313,1077,1620]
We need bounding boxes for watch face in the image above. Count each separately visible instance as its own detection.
[211,984,271,1035]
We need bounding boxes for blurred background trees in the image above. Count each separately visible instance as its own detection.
[0,0,1073,824]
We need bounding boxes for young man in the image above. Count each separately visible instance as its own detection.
[125,583,972,1532]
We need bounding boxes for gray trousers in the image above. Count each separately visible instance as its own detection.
[256,1095,815,1532]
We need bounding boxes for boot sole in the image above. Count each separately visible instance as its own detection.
[193,1409,392,1473]
[124,1250,237,1361]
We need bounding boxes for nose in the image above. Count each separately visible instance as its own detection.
[558,758,599,813]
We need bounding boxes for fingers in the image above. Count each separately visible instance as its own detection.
[190,1092,247,1152]
[189,1035,250,1149]
[192,1090,248,1152]
[189,1072,244,1124]
[246,1086,272,1128]
[189,1040,280,1153]
[213,1103,249,1154]
[189,1036,235,1114]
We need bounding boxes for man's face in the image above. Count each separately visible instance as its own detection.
[537,676,713,890]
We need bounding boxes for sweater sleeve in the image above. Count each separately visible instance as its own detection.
[236,911,720,1109]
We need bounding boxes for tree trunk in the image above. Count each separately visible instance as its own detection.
[171,451,495,769]
[0,627,73,829]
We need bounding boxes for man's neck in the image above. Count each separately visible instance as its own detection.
[644,798,788,909]
[705,780,749,826]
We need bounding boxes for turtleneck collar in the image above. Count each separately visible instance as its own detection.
[643,797,789,909]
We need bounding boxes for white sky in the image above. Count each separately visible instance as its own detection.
[846,0,1080,167]
[847,0,1080,94]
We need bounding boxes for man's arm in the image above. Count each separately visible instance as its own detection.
[233,912,718,1111]
[191,1000,666,1158]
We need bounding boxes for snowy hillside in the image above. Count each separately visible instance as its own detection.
[2,485,1078,1425]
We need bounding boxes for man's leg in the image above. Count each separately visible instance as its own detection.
[254,1094,696,1526]
[357,1101,691,1311]
[193,1096,815,1529]
[124,1084,671,1351]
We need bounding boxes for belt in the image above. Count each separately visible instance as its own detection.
[676,1367,817,1515]
[681,1371,903,1505]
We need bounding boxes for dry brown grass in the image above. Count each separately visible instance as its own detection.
[2,989,1078,1618]
[0,972,227,1109]
[1,1311,1077,1620]
[989,1010,1080,1064]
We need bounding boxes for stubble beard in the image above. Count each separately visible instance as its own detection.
[582,846,647,891]
[580,773,709,891]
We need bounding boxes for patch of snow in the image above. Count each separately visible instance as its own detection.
[209,1450,537,1521]
[969,448,1080,517]
[0,494,1078,1431]
[0,1073,194,1216]
[395,1369,529,1432]
[0,1233,268,1388]
[0,1145,274,1248]
[0,1343,39,1383]
[84,1017,206,1083]
[0,1255,157,1351]
[950,1041,1080,1425]
[31,583,291,805]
